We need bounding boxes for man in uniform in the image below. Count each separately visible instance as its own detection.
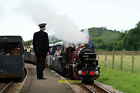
[33,23,49,79]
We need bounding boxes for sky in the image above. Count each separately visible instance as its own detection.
[0,0,140,41]
[51,0,140,30]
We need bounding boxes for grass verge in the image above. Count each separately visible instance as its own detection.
[98,67,140,93]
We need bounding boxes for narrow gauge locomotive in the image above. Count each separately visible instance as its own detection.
[51,43,100,84]
[0,36,25,82]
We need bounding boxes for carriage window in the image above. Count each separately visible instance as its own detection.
[0,42,21,56]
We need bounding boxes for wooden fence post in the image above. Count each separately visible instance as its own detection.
[105,55,107,68]
[132,55,135,72]
[120,53,123,71]
[112,51,115,69]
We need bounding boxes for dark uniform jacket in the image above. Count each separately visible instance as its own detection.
[33,30,49,55]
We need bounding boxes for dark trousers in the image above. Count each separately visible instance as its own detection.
[36,54,47,78]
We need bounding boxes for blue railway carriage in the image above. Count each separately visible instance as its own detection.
[0,36,25,82]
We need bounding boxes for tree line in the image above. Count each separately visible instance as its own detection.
[89,22,140,51]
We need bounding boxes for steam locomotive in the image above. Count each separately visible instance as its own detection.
[50,43,100,84]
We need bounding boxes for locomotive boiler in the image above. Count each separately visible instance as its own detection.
[77,47,100,84]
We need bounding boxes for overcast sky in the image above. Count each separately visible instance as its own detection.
[51,0,140,30]
[0,0,140,41]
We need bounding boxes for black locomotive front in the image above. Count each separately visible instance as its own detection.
[77,48,100,84]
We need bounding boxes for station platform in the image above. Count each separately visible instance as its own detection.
[21,64,74,93]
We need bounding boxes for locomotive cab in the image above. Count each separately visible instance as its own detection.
[0,36,25,81]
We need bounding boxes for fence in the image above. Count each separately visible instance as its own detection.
[97,51,140,73]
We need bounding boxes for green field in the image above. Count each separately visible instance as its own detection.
[99,55,140,73]
[98,54,140,93]
[98,67,140,93]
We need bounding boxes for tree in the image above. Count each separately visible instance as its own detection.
[124,21,140,50]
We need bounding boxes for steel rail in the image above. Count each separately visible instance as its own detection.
[94,81,114,93]
[0,82,13,93]
[80,81,115,93]
[80,84,96,93]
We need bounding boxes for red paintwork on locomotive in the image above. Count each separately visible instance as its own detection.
[68,46,85,64]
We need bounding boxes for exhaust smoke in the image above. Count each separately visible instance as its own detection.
[0,0,89,44]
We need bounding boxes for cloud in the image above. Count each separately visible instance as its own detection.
[0,0,140,41]
[0,0,88,43]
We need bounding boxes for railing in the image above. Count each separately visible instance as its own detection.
[97,51,140,73]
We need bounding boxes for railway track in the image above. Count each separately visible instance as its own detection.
[80,84,96,93]
[0,68,27,93]
[80,81,117,93]
[94,81,112,93]
[0,82,13,93]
